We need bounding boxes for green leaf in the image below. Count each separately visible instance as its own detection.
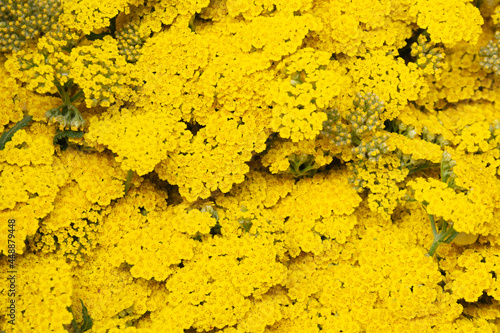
[80,299,93,332]
[71,318,79,333]
[68,300,93,333]
[0,115,33,150]
[53,129,84,150]
[67,305,79,333]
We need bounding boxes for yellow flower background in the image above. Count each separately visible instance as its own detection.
[1,0,500,331]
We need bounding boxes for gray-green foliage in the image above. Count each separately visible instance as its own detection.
[0,115,32,150]
[67,299,93,333]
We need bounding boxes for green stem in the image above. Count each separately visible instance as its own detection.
[123,170,134,194]
[68,103,81,116]
[63,88,71,105]
[443,228,459,244]
[428,239,440,257]
[70,90,84,103]
[429,214,438,237]
[440,158,445,183]
[54,80,65,99]
[64,79,74,89]
[427,217,458,257]
[46,105,63,115]
[46,79,87,130]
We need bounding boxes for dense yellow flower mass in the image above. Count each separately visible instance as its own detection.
[1,0,500,331]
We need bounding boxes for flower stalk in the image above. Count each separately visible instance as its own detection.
[45,79,86,131]
[427,214,458,257]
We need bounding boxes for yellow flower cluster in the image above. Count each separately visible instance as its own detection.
[59,148,128,206]
[28,181,102,262]
[349,154,408,220]
[0,66,24,132]
[412,0,483,46]
[344,50,428,120]
[155,115,267,201]
[69,36,140,108]
[1,0,500,330]
[270,48,348,142]
[318,226,461,330]
[261,137,334,175]
[157,233,287,331]
[411,34,446,78]
[493,4,500,26]
[70,248,153,332]
[0,124,60,255]
[5,25,80,94]
[408,151,500,236]
[441,246,500,303]
[87,107,192,176]
[273,169,362,256]
[0,253,73,332]
[60,0,141,35]
[101,197,202,281]
[306,0,412,56]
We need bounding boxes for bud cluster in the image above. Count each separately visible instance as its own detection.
[391,119,417,139]
[347,163,367,193]
[421,126,449,147]
[352,132,389,163]
[0,0,61,53]
[323,92,390,163]
[479,31,500,76]
[45,104,85,131]
[348,92,385,137]
[116,18,145,63]
[44,79,86,131]
[321,108,351,146]
[410,34,445,76]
